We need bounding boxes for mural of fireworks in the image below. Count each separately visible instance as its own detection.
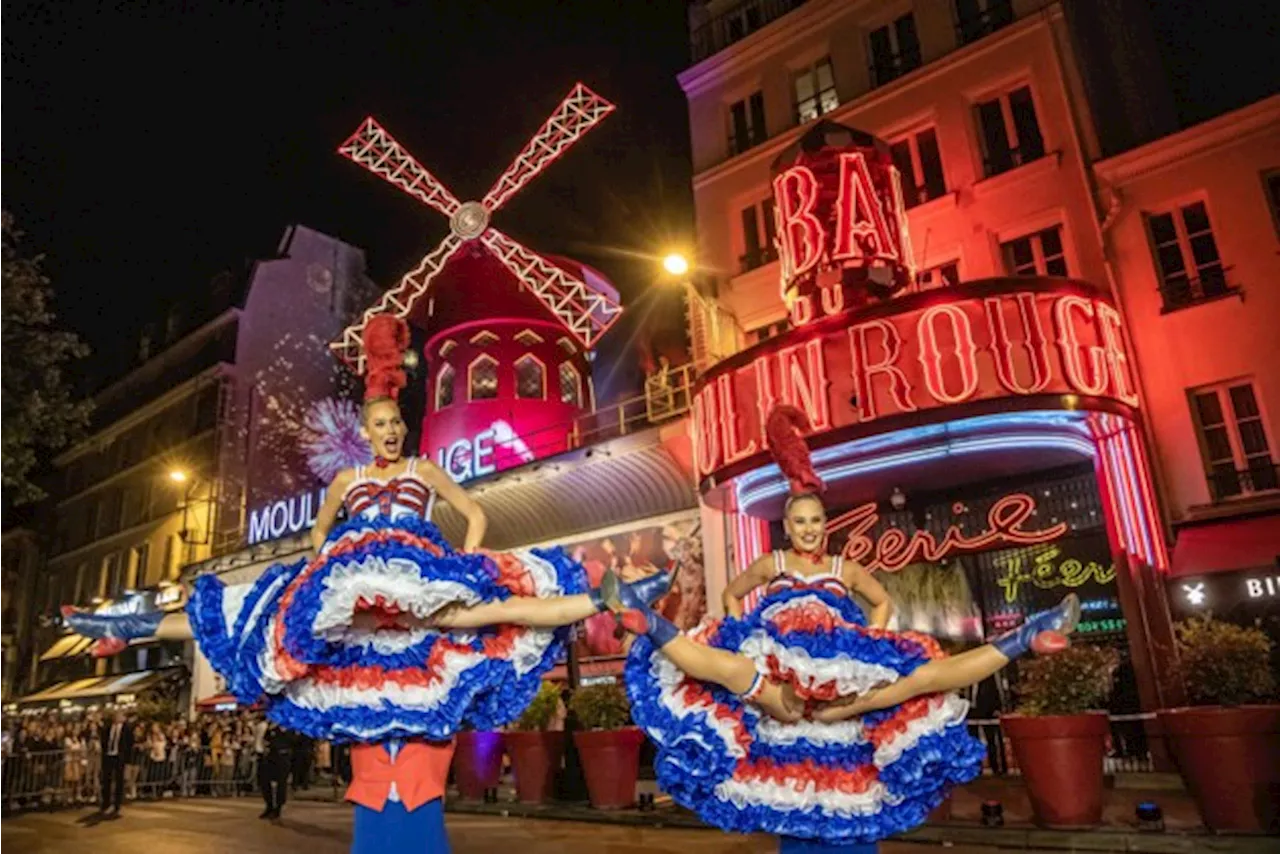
[301,397,372,482]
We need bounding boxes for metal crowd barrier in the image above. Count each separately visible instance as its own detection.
[2,745,257,812]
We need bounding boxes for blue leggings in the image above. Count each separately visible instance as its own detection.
[352,798,449,853]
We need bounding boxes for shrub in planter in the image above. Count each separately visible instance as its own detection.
[1002,645,1118,828]
[569,682,644,809]
[1159,617,1279,832]
[504,682,565,803]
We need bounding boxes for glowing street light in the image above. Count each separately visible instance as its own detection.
[168,469,189,484]
[662,253,690,277]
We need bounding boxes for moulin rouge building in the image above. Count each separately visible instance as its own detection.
[676,0,1280,719]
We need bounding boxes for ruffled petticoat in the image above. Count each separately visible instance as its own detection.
[625,586,986,844]
[189,515,584,742]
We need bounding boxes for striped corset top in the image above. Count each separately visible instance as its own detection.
[764,551,849,599]
[343,458,436,522]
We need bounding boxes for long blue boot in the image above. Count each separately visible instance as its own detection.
[992,594,1081,659]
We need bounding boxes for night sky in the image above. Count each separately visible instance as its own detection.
[4,1,1275,381]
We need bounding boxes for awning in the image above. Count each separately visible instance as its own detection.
[195,692,261,711]
[16,668,179,705]
[434,428,698,550]
[39,634,94,661]
[1171,512,1280,577]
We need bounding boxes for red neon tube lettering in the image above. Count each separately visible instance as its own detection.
[1053,295,1109,396]
[773,167,824,280]
[916,304,980,404]
[833,153,897,262]
[849,319,916,422]
[692,386,721,476]
[985,293,1052,394]
[778,338,831,431]
[1095,302,1139,407]
[717,373,757,465]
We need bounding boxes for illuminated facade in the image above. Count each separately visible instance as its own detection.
[1093,97,1280,639]
[679,0,1195,713]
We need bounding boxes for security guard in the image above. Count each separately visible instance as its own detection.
[259,721,293,820]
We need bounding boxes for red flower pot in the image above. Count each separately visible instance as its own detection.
[453,731,504,800]
[503,731,565,803]
[573,727,644,809]
[1158,705,1280,832]
[1002,712,1108,828]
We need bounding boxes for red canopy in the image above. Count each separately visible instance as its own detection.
[1170,512,1280,577]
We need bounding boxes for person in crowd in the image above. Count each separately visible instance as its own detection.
[99,711,133,815]
[259,720,292,821]
[64,726,87,803]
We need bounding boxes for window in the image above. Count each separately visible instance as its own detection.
[468,355,499,401]
[1147,201,1229,311]
[559,363,583,407]
[122,483,150,528]
[1265,170,1280,239]
[954,0,1014,45]
[1002,226,1067,277]
[914,260,962,292]
[793,58,839,123]
[513,329,544,346]
[194,385,219,432]
[435,363,456,410]
[739,199,778,273]
[728,91,767,155]
[515,355,545,400]
[869,14,922,86]
[890,128,948,208]
[469,330,499,347]
[1190,382,1277,500]
[976,86,1045,177]
[163,534,183,580]
[101,552,122,599]
[751,319,791,344]
[127,543,149,590]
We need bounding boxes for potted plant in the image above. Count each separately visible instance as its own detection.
[1001,645,1119,828]
[503,681,565,803]
[452,727,504,800]
[1158,617,1279,832]
[569,682,644,809]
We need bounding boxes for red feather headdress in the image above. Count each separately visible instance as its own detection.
[765,404,824,496]
[362,314,410,401]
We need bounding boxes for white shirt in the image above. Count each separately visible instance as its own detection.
[106,723,124,757]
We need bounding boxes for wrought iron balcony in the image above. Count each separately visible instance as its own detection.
[690,0,810,63]
[1208,461,1280,501]
[1159,265,1236,313]
[982,142,1046,178]
[738,245,779,274]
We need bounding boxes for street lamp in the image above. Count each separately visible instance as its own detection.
[662,253,690,277]
[167,469,189,484]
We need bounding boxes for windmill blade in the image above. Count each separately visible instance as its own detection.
[331,233,466,372]
[480,83,615,213]
[339,118,462,220]
[480,228,623,350]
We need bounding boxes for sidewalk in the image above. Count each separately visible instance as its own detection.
[294,773,1277,852]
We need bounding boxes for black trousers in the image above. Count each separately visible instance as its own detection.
[259,759,288,813]
[101,755,125,811]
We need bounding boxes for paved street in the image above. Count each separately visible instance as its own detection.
[1,797,1061,854]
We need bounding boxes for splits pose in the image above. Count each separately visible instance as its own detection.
[609,406,1080,847]
[65,315,670,852]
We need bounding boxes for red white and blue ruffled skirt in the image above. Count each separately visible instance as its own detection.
[625,585,985,844]
[188,515,584,742]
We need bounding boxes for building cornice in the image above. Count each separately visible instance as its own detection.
[692,7,1060,192]
[55,365,231,466]
[679,0,864,99]
[94,308,240,404]
[1093,95,1280,185]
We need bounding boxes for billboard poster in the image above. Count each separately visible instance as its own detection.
[559,515,706,659]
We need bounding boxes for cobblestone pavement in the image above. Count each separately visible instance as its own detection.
[2,797,1072,854]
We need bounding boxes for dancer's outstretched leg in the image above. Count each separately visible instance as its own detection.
[431,570,674,630]
[607,581,803,722]
[812,594,1081,722]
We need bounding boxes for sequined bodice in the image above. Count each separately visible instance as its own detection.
[765,551,849,599]
[343,458,436,522]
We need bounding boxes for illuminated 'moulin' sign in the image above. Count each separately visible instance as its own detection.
[693,279,1139,481]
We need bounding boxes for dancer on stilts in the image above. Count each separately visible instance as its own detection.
[611,405,1081,853]
[65,314,671,853]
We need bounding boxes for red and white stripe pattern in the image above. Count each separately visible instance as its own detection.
[344,458,435,521]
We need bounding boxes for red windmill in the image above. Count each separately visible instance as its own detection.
[331,84,624,374]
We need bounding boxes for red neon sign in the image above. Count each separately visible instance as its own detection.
[771,123,916,321]
[829,492,1068,573]
[692,281,1140,481]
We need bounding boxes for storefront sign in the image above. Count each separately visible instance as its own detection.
[830,492,1068,573]
[247,487,327,546]
[430,419,535,483]
[1174,570,1280,614]
[692,281,1138,480]
[994,544,1117,603]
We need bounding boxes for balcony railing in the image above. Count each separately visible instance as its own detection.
[690,0,810,63]
[1208,461,1280,502]
[1159,265,1236,313]
[956,0,1014,46]
[982,143,1046,178]
[869,48,923,88]
[738,245,779,274]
